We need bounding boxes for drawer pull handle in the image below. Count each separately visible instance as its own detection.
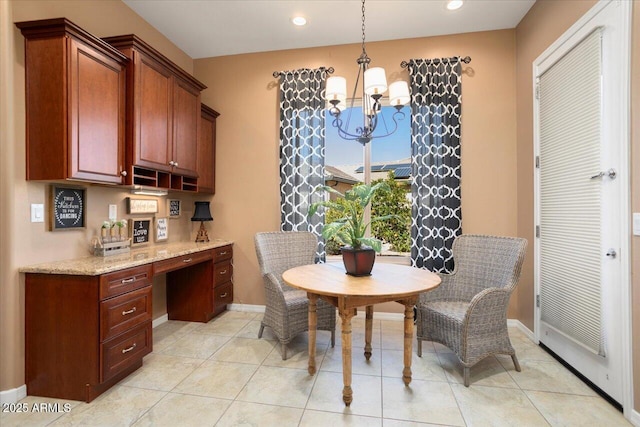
[121,277,135,284]
[219,270,227,275]
[122,307,137,316]
[182,258,193,263]
[122,343,137,354]
[220,293,228,298]
[219,251,227,255]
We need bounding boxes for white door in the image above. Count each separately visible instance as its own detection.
[533,0,630,405]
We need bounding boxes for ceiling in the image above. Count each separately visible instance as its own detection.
[123,0,536,59]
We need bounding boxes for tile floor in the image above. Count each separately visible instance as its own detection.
[1,310,631,426]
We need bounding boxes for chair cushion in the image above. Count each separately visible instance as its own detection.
[423,300,470,323]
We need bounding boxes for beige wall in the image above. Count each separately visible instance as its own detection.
[194,30,518,311]
[515,0,639,412]
[0,0,203,392]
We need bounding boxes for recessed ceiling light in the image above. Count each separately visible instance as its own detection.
[446,0,464,10]
[291,16,307,26]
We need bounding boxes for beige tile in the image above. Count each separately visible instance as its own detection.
[131,392,231,426]
[307,371,382,417]
[526,391,631,427]
[381,377,465,426]
[120,353,203,391]
[506,338,556,363]
[173,360,257,399]
[210,337,275,364]
[451,383,550,426]
[300,409,382,426]
[215,401,303,427]
[335,329,382,350]
[320,345,382,376]
[415,339,437,354]
[0,396,78,427]
[50,385,165,426]
[161,332,230,359]
[383,419,451,427]
[235,365,316,408]
[215,310,258,321]
[438,353,519,388]
[262,339,327,370]
[194,318,251,336]
[152,330,181,353]
[236,319,278,340]
[509,360,597,395]
[155,320,201,338]
[381,350,447,382]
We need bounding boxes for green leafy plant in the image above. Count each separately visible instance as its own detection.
[371,172,411,253]
[309,182,396,253]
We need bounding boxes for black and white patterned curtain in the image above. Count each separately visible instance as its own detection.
[407,57,462,273]
[278,68,329,261]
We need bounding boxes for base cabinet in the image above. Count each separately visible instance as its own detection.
[25,265,152,402]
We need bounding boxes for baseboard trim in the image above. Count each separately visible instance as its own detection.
[507,319,536,343]
[152,314,168,329]
[628,408,640,426]
[0,384,26,404]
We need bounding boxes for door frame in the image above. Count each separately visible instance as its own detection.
[532,0,632,416]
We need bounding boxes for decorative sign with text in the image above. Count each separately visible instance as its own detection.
[126,198,159,215]
[155,217,168,242]
[49,186,86,231]
[129,218,151,246]
[168,199,181,218]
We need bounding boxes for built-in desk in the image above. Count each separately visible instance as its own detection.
[19,240,233,402]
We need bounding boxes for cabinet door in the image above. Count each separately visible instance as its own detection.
[135,53,173,172]
[198,105,218,194]
[172,78,200,177]
[69,39,125,183]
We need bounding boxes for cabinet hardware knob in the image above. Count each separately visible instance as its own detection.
[122,307,137,316]
[219,270,227,275]
[220,293,228,298]
[121,277,135,284]
[219,251,227,255]
[169,161,175,166]
[122,343,137,354]
[174,162,178,167]
[120,170,127,177]
[182,258,192,263]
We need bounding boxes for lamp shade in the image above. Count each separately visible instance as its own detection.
[191,201,213,222]
[389,81,410,107]
[326,76,347,102]
[364,67,387,95]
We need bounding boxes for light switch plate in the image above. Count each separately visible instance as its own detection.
[109,204,117,222]
[633,213,640,236]
[31,204,44,223]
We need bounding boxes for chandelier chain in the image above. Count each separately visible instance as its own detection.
[361,0,366,55]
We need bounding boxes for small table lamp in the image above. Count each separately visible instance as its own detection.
[191,201,213,242]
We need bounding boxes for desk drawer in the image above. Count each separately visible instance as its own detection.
[100,285,152,341]
[214,260,232,285]
[214,281,233,308]
[101,321,151,382]
[212,245,232,263]
[100,265,152,300]
[153,250,213,275]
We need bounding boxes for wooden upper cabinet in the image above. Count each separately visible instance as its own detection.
[16,19,127,184]
[103,35,206,180]
[198,104,220,194]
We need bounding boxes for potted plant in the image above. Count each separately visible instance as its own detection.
[309,182,395,276]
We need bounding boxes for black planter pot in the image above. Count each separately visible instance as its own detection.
[341,246,376,276]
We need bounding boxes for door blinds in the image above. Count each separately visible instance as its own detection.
[539,28,604,356]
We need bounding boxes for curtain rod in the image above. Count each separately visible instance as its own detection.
[272,67,335,78]
[400,56,471,69]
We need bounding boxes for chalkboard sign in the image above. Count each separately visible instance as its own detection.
[129,218,151,246]
[49,186,86,231]
[168,199,181,218]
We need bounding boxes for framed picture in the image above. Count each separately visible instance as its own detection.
[49,185,86,231]
[155,217,168,242]
[129,218,152,246]
[168,199,181,218]
[126,197,159,215]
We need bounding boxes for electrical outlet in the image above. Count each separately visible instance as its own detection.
[31,204,44,223]
[109,204,117,221]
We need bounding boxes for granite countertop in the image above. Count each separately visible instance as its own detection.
[19,239,233,276]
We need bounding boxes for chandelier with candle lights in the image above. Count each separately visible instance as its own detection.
[325,0,410,145]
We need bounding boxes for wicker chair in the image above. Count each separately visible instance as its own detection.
[254,231,336,360]
[416,234,527,386]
